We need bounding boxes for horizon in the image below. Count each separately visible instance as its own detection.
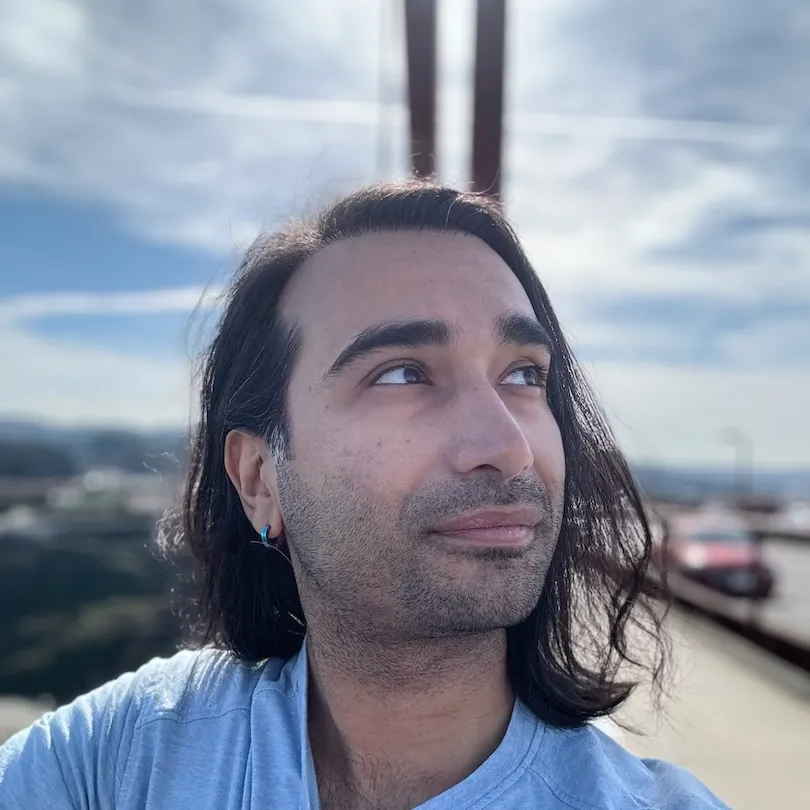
[3,416,810,479]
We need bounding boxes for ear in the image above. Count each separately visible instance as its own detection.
[223,429,285,540]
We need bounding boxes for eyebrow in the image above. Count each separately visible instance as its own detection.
[322,311,553,382]
[323,319,456,381]
[495,312,553,353]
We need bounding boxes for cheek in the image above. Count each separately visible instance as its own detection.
[530,417,566,493]
[293,415,426,498]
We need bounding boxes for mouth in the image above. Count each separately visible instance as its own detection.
[430,506,542,548]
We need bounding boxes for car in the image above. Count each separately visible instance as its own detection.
[658,509,775,600]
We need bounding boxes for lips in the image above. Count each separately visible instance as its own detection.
[431,506,543,547]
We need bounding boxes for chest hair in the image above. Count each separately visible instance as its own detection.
[316,753,448,810]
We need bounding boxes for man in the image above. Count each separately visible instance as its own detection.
[0,181,729,809]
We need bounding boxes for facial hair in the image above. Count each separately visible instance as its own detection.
[275,465,563,641]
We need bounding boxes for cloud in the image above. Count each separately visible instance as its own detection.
[0,0,84,76]
[0,321,193,429]
[0,0,410,252]
[589,361,810,469]
[0,286,221,428]
[496,0,810,397]
[0,0,808,465]
[0,287,222,324]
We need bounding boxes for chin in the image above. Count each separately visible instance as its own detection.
[422,605,536,637]
[401,545,550,632]
[415,578,543,636]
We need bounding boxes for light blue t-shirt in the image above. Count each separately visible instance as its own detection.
[1,640,729,809]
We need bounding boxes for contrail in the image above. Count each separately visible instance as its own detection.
[103,85,803,150]
[508,111,791,150]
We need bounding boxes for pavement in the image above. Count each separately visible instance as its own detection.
[613,607,810,809]
[0,696,51,746]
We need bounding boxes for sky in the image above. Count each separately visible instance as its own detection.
[0,0,808,468]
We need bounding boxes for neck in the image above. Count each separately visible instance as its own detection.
[305,623,515,808]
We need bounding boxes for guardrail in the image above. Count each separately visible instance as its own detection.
[664,572,810,672]
[746,515,810,544]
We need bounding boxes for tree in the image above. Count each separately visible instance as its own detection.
[0,440,78,478]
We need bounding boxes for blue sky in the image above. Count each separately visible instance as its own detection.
[1,0,808,467]
[0,192,221,296]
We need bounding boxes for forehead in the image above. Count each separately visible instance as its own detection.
[281,231,538,349]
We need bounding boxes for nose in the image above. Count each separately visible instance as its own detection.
[444,385,535,482]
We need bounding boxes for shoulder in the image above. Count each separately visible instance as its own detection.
[26,645,286,730]
[527,722,731,809]
[127,646,288,725]
[0,647,290,806]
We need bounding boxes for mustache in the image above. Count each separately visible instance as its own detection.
[400,473,553,531]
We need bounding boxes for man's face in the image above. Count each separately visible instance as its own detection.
[274,231,565,639]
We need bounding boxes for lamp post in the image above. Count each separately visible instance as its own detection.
[721,427,754,503]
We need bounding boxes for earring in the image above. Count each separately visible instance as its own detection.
[253,523,292,565]
[260,524,273,548]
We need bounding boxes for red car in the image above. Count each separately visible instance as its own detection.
[658,508,775,600]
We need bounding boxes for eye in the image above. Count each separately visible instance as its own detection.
[371,364,427,386]
[502,365,549,388]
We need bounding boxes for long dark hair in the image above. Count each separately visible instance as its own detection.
[160,180,668,728]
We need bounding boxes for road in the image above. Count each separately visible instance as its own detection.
[614,607,810,810]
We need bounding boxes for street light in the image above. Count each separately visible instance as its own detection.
[721,427,754,502]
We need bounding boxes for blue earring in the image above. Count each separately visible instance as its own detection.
[260,524,272,548]
[254,523,292,564]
